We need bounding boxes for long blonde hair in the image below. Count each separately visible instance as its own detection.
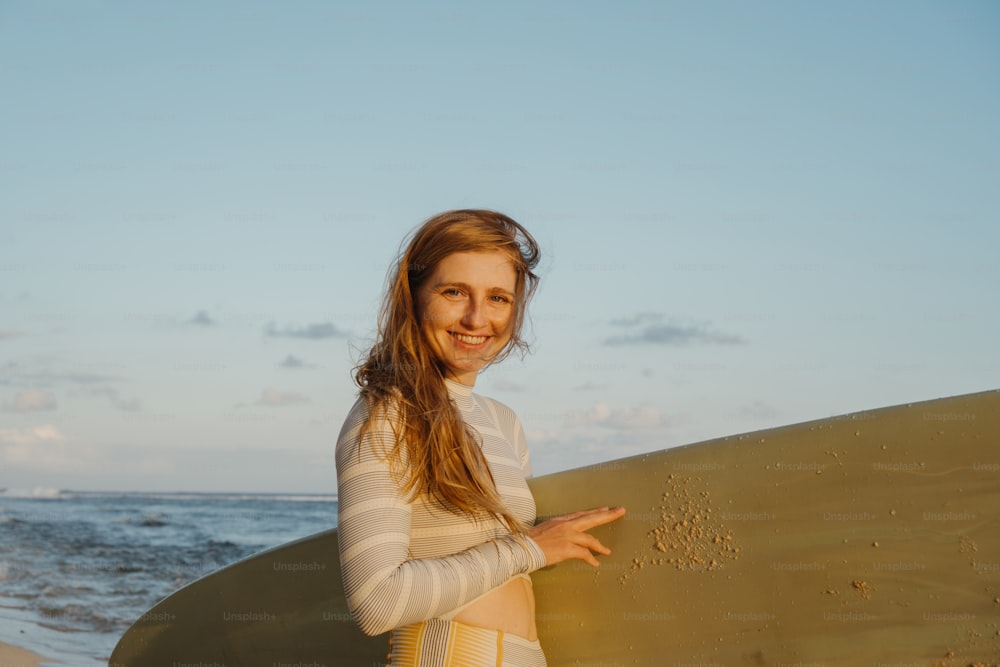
[354,210,540,532]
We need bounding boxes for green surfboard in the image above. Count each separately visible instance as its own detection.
[110,390,1000,666]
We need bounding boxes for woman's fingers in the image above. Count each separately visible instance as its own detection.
[573,526,616,565]
[572,506,626,530]
[542,506,625,528]
[528,505,626,567]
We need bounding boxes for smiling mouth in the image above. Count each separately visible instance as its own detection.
[450,332,489,345]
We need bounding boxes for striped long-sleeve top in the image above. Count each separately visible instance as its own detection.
[335,378,548,637]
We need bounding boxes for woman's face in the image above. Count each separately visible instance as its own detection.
[417,250,518,386]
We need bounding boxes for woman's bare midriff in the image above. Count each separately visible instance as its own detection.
[452,575,538,641]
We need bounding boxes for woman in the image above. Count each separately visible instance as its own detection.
[336,209,625,666]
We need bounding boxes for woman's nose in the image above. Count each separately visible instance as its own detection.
[460,299,487,329]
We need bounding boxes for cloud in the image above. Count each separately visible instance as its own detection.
[1,425,94,472]
[254,388,310,406]
[0,424,66,446]
[188,310,215,326]
[61,371,123,384]
[74,385,143,412]
[609,312,662,327]
[263,321,345,339]
[604,313,745,346]
[0,362,124,387]
[3,389,57,412]
[278,355,316,369]
[572,382,607,391]
[739,400,779,421]
[566,401,668,430]
[525,427,661,475]
[523,400,693,474]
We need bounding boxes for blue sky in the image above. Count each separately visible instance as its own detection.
[2,1,998,494]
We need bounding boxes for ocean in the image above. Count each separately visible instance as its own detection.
[0,487,338,666]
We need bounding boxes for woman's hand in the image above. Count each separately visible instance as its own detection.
[527,506,626,567]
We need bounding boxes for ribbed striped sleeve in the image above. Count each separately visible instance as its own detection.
[335,394,548,637]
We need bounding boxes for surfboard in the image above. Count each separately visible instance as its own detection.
[110,389,1000,666]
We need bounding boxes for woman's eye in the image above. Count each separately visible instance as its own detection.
[443,288,463,297]
[490,295,511,304]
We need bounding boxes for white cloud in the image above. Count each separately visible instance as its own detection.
[0,424,66,445]
[572,382,608,391]
[525,427,655,475]
[73,385,143,412]
[739,400,779,421]
[0,362,123,387]
[3,389,57,412]
[254,388,310,407]
[566,401,668,430]
[0,424,88,472]
[522,400,688,475]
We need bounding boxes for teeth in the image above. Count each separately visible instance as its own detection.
[453,333,487,344]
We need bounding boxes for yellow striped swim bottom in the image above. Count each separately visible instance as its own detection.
[388,618,547,667]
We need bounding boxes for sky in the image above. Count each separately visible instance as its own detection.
[1,1,998,494]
